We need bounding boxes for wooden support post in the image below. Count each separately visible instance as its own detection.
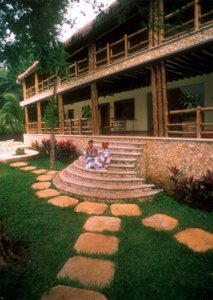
[107,43,110,65]
[194,0,200,30]
[58,95,64,135]
[24,106,29,133]
[75,61,78,77]
[196,106,202,138]
[88,41,96,71]
[149,0,154,48]
[23,80,27,100]
[151,66,159,136]
[161,61,168,136]
[37,102,42,134]
[159,0,164,43]
[35,72,39,94]
[156,64,164,136]
[91,82,100,135]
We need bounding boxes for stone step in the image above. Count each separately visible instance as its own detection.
[79,155,136,166]
[63,168,145,185]
[71,161,137,177]
[103,151,142,158]
[78,158,134,170]
[94,140,144,149]
[94,138,145,146]
[59,171,154,192]
[96,145,142,154]
[53,175,161,202]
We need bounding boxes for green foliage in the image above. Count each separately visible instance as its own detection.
[168,166,213,212]
[43,98,58,128]
[179,89,200,109]
[82,105,91,118]
[0,93,24,132]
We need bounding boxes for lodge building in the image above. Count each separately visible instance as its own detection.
[17,0,213,141]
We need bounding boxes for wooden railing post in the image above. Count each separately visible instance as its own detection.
[74,61,78,77]
[196,106,202,138]
[79,118,82,135]
[58,95,64,135]
[107,43,110,65]
[35,72,39,94]
[194,0,201,30]
[124,34,128,57]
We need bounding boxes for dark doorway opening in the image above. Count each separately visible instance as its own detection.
[99,103,110,133]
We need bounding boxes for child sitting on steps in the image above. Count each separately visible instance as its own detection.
[95,141,111,171]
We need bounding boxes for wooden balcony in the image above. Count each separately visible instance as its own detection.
[166,106,213,138]
[26,118,92,135]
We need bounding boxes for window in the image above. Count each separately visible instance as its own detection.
[114,98,135,120]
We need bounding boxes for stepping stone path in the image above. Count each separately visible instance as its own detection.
[36,189,60,198]
[142,214,179,231]
[174,228,213,252]
[41,285,107,300]
[46,170,58,175]
[57,256,115,288]
[111,203,141,216]
[31,182,51,190]
[36,174,54,181]
[75,201,108,215]
[74,232,119,255]
[20,166,37,171]
[10,161,28,167]
[31,169,48,174]
[84,216,121,232]
[48,195,79,207]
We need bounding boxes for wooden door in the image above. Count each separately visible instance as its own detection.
[99,103,110,133]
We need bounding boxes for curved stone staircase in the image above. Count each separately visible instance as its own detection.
[53,139,162,202]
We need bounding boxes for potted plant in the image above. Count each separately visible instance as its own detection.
[179,89,200,135]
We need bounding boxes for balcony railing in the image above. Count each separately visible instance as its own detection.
[24,0,212,97]
[27,118,92,135]
[166,106,213,138]
[26,86,36,98]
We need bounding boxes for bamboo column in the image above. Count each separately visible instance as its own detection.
[35,72,39,94]
[24,106,29,133]
[23,80,27,100]
[58,95,64,135]
[91,82,100,135]
[37,102,42,134]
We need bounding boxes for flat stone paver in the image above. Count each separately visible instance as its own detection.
[36,189,60,198]
[36,174,54,181]
[31,169,48,174]
[75,201,108,215]
[20,166,37,171]
[84,216,121,232]
[41,285,107,300]
[142,214,179,231]
[31,182,51,190]
[57,256,115,288]
[46,170,58,175]
[10,161,28,167]
[48,195,79,207]
[174,228,213,252]
[110,204,141,216]
[74,232,119,255]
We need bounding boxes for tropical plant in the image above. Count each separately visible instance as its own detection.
[168,166,213,212]
[0,93,24,132]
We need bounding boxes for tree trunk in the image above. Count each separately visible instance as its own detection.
[50,127,56,170]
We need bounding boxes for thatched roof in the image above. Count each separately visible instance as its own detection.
[17,61,39,83]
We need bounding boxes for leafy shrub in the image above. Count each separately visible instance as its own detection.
[15,147,25,155]
[168,166,213,212]
[32,138,79,163]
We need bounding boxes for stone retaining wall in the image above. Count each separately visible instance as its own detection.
[24,134,213,193]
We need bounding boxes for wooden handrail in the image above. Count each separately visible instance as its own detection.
[165,1,195,21]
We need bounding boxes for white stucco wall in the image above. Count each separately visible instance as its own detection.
[63,73,213,131]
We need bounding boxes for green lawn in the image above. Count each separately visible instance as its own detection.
[0,159,212,300]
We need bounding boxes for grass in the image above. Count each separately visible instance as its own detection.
[0,158,212,300]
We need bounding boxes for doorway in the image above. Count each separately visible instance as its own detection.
[99,103,110,133]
